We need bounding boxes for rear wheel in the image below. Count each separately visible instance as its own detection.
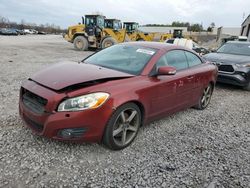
[194,83,213,110]
[101,37,117,49]
[243,82,250,91]
[103,103,141,150]
[73,36,88,51]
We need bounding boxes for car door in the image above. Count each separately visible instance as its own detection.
[149,54,179,118]
[165,50,195,109]
[184,51,206,103]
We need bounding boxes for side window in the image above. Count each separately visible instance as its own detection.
[156,55,168,67]
[185,51,202,67]
[166,39,174,44]
[165,50,188,70]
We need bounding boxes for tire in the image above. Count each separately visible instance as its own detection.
[101,37,117,49]
[73,36,88,51]
[137,38,144,41]
[103,103,141,150]
[194,83,213,110]
[243,82,250,91]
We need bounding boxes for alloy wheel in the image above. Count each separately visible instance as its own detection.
[112,108,140,146]
[201,85,212,108]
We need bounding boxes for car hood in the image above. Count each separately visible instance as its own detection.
[30,62,134,91]
[204,53,250,64]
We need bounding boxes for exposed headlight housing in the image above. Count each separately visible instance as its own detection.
[58,92,109,112]
[235,63,250,68]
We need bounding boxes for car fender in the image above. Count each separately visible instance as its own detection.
[110,91,147,124]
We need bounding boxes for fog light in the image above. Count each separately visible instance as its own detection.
[58,128,86,139]
[241,73,246,77]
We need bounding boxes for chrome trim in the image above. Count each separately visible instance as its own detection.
[218,70,235,74]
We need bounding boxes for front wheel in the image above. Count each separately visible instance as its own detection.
[194,83,213,110]
[103,103,141,150]
[101,37,117,49]
[73,36,88,51]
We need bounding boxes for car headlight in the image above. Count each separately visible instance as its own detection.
[235,63,250,68]
[58,92,109,112]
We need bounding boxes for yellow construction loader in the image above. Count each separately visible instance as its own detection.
[104,19,122,30]
[159,29,184,41]
[64,15,126,50]
[123,22,157,41]
[123,22,177,42]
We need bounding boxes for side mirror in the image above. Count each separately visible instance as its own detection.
[157,66,176,76]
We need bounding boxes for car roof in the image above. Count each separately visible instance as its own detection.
[85,15,105,18]
[123,22,138,24]
[105,19,120,21]
[119,41,186,51]
[226,41,250,45]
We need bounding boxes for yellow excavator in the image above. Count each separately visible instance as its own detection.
[64,15,126,50]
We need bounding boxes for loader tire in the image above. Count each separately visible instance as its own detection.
[73,36,88,51]
[101,37,117,49]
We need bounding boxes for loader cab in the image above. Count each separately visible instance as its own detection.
[123,22,139,33]
[104,19,122,30]
[84,15,105,36]
[173,29,183,38]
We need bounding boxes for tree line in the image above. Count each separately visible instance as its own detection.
[0,16,66,34]
[0,15,216,33]
[144,21,216,32]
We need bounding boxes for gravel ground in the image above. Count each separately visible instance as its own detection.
[0,35,249,188]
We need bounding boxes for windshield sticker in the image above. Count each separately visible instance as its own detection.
[136,49,155,55]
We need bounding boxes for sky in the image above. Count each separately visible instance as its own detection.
[0,0,249,29]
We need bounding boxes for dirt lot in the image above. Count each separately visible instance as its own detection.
[0,35,249,188]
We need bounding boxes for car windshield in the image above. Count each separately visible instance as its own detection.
[84,45,157,75]
[217,42,250,56]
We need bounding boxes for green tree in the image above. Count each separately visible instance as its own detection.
[207,22,215,32]
[207,27,212,32]
[190,24,203,32]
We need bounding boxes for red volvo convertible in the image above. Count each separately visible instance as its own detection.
[19,42,217,150]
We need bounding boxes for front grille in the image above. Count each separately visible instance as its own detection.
[22,88,48,114]
[23,114,44,132]
[218,64,234,73]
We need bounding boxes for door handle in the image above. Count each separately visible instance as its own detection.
[187,76,194,80]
